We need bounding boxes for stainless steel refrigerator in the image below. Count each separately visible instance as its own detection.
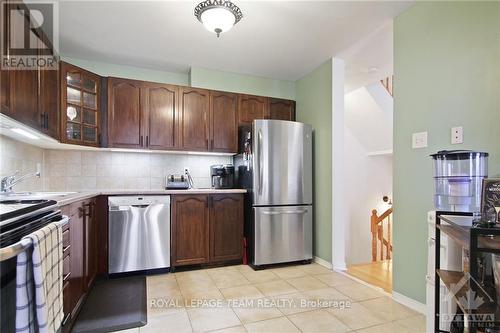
[236,119,313,268]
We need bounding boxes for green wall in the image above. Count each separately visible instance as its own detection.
[393,2,500,303]
[60,58,296,100]
[296,60,333,263]
[61,57,190,86]
[190,67,296,100]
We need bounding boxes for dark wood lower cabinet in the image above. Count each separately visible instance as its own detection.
[171,194,244,268]
[210,194,244,263]
[61,197,101,332]
[171,195,210,266]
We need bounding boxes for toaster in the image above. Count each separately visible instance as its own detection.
[166,174,190,189]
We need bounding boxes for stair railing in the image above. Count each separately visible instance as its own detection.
[380,76,393,97]
[371,207,393,261]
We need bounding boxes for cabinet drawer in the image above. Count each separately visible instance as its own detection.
[63,244,70,257]
[63,255,70,280]
[62,229,70,248]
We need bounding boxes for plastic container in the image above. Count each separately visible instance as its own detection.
[431,150,488,212]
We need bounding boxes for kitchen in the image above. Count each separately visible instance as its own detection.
[1,0,319,329]
[0,0,461,332]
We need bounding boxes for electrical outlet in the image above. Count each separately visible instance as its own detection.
[412,131,428,149]
[184,167,190,175]
[451,126,463,144]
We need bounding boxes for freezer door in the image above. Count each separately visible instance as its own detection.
[252,120,312,206]
[253,205,313,265]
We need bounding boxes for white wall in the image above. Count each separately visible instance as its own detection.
[344,83,392,153]
[344,83,393,265]
[344,128,393,265]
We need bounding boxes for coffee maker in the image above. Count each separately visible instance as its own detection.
[210,165,235,189]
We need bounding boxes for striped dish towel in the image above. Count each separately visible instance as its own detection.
[16,222,64,333]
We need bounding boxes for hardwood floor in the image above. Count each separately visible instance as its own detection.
[347,260,392,292]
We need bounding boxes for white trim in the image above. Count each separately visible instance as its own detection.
[331,57,347,271]
[392,291,427,315]
[334,269,390,296]
[313,256,333,269]
[335,269,427,314]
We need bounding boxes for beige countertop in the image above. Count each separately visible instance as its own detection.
[56,188,247,206]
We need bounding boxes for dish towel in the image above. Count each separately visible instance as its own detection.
[16,222,64,333]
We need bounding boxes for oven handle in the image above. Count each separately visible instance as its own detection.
[0,215,69,262]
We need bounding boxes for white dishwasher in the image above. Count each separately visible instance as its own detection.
[108,196,170,274]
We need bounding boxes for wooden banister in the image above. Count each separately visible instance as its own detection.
[380,76,393,97]
[371,207,393,262]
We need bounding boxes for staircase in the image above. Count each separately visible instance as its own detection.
[371,207,393,261]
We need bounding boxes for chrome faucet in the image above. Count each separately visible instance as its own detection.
[1,170,41,194]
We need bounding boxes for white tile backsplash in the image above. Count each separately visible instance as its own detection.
[0,135,232,192]
[43,150,231,191]
[0,136,44,192]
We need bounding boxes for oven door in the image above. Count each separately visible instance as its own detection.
[0,210,63,333]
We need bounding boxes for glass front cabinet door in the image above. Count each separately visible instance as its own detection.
[60,62,101,146]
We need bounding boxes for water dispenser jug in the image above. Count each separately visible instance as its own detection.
[431,150,488,212]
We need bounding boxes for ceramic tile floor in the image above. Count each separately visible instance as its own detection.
[118,263,425,333]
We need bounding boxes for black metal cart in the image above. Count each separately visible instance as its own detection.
[435,211,500,333]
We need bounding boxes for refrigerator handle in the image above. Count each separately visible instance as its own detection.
[258,129,263,195]
[262,209,309,215]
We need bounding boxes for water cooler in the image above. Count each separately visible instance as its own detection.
[426,150,489,332]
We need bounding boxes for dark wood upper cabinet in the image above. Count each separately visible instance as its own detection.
[61,62,101,146]
[179,87,210,151]
[210,91,237,153]
[39,62,60,139]
[8,68,39,128]
[210,194,244,263]
[171,195,210,266]
[268,98,296,121]
[1,3,9,115]
[0,4,59,139]
[144,82,178,150]
[107,77,143,148]
[237,94,268,125]
[2,4,37,129]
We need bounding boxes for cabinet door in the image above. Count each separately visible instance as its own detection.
[144,83,178,150]
[3,7,39,130]
[61,62,101,146]
[210,91,237,153]
[237,94,268,125]
[268,98,295,121]
[39,59,59,139]
[171,195,209,266]
[0,4,9,114]
[69,202,85,315]
[108,77,143,148]
[209,194,244,263]
[83,199,97,291]
[179,87,210,151]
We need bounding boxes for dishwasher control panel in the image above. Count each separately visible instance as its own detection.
[108,195,170,208]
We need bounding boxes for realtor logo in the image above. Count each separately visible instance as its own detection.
[443,272,496,328]
[1,0,58,70]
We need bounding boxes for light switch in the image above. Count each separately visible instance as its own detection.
[412,131,428,149]
[451,126,463,144]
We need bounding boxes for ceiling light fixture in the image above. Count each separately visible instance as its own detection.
[194,0,243,37]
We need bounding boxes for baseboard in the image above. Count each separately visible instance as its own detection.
[392,291,427,315]
[313,256,333,269]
